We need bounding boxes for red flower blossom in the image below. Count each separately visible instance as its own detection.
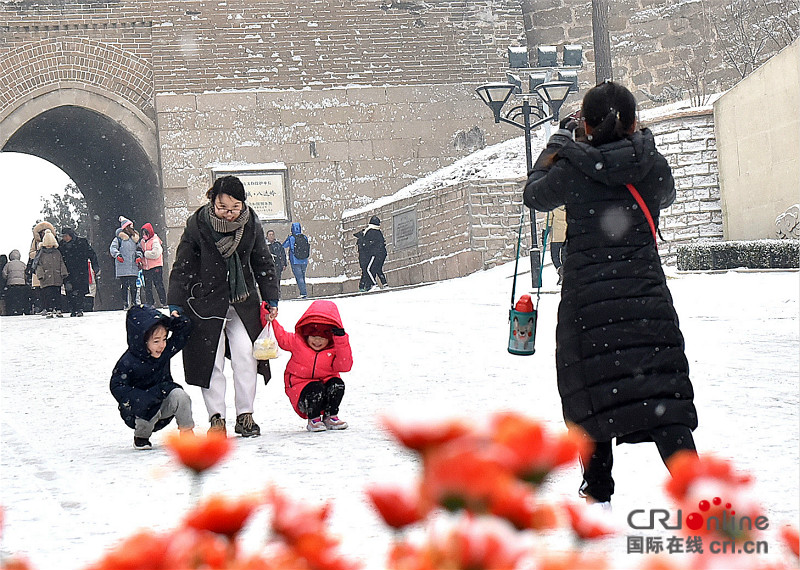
[434,515,526,570]
[781,525,799,557]
[665,452,752,501]
[366,484,428,530]
[486,479,538,530]
[490,413,589,484]
[563,502,616,540]
[387,542,437,570]
[83,531,170,570]
[165,431,233,475]
[268,487,332,544]
[184,494,262,539]
[383,415,471,454]
[162,527,232,568]
[422,442,514,514]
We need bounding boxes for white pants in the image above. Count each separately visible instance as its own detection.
[202,305,258,421]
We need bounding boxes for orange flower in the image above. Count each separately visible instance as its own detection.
[387,542,437,570]
[366,484,428,530]
[563,502,616,540]
[383,415,471,454]
[491,413,588,484]
[163,527,232,568]
[83,530,170,570]
[1,558,36,570]
[665,452,751,501]
[422,442,514,513]
[165,431,233,475]
[184,494,262,539]
[486,480,538,530]
[781,525,799,557]
[434,516,525,570]
[268,487,332,544]
[292,533,361,570]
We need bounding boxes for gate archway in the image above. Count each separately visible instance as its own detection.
[1,87,163,310]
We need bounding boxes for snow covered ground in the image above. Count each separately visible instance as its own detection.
[1,261,798,569]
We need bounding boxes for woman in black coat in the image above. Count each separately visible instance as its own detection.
[523,82,698,504]
[168,176,280,438]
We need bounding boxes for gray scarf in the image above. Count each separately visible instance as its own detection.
[202,204,251,303]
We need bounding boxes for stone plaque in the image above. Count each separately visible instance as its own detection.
[393,208,418,250]
[212,164,289,222]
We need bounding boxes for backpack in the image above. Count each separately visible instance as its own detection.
[293,234,310,259]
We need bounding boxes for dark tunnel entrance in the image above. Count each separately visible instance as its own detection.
[3,105,164,310]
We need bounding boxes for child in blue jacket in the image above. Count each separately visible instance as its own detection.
[110,305,194,449]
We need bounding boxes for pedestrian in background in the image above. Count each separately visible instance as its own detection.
[524,81,698,507]
[353,215,387,292]
[109,216,141,310]
[60,227,99,317]
[168,175,280,438]
[29,221,57,314]
[548,206,567,286]
[266,229,287,278]
[35,229,69,318]
[282,222,309,298]
[138,223,167,307]
[2,250,29,315]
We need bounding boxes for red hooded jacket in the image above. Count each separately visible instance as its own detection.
[271,300,353,418]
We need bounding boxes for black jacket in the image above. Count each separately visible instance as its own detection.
[167,205,280,389]
[354,225,386,266]
[59,233,99,295]
[110,306,192,430]
[268,240,287,273]
[523,128,697,442]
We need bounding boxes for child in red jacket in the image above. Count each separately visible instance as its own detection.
[262,299,353,432]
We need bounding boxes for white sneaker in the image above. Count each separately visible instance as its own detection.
[307,416,326,432]
[323,415,348,430]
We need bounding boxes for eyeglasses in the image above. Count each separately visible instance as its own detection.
[214,201,243,216]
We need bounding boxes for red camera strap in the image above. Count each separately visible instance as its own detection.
[625,183,658,250]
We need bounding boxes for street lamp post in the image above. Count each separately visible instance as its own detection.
[476,79,572,288]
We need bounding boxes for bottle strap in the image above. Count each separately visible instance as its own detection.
[625,183,658,249]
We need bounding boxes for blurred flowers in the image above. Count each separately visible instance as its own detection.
[184,494,262,539]
[165,431,232,475]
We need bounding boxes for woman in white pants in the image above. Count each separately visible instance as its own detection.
[168,175,280,437]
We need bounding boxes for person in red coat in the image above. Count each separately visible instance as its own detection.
[263,299,352,432]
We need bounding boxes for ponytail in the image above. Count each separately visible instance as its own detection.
[581,81,637,147]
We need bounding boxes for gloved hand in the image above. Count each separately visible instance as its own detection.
[260,301,270,328]
[331,327,346,336]
[168,304,183,317]
[136,258,145,269]
[559,116,579,132]
[116,255,124,263]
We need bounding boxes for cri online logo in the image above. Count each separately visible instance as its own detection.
[628,497,769,533]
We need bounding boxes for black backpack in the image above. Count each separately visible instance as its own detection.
[293,234,310,259]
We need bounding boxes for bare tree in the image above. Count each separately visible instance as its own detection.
[39,183,90,236]
[709,0,800,79]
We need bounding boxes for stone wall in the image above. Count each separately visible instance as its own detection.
[341,179,528,291]
[647,109,723,266]
[338,107,724,289]
[155,84,512,279]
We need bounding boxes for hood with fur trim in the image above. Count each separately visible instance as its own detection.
[32,221,56,242]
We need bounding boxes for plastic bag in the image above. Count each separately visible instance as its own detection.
[253,322,279,360]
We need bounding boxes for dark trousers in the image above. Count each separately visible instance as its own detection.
[41,285,61,312]
[580,424,697,503]
[119,276,137,307]
[361,255,387,291]
[5,285,30,315]
[550,242,565,270]
[142,267,167,305]
[298,378,345,419]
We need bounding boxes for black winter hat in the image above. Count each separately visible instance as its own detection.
[369,215,381,226]
[61,227,76,238]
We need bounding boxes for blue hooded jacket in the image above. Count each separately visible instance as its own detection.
[109,305,192,430]
[282,222,309,266]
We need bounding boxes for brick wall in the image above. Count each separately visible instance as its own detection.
[648,109,723,265]
[338,108,722,288]
[341,178,530,291]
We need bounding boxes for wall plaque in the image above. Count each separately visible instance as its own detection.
[212,164,289,222]
[393,207,418,250]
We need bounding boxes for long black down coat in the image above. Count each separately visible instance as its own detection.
[167,205,280,389]
[523,128,698,442]
[110,306,192,430]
